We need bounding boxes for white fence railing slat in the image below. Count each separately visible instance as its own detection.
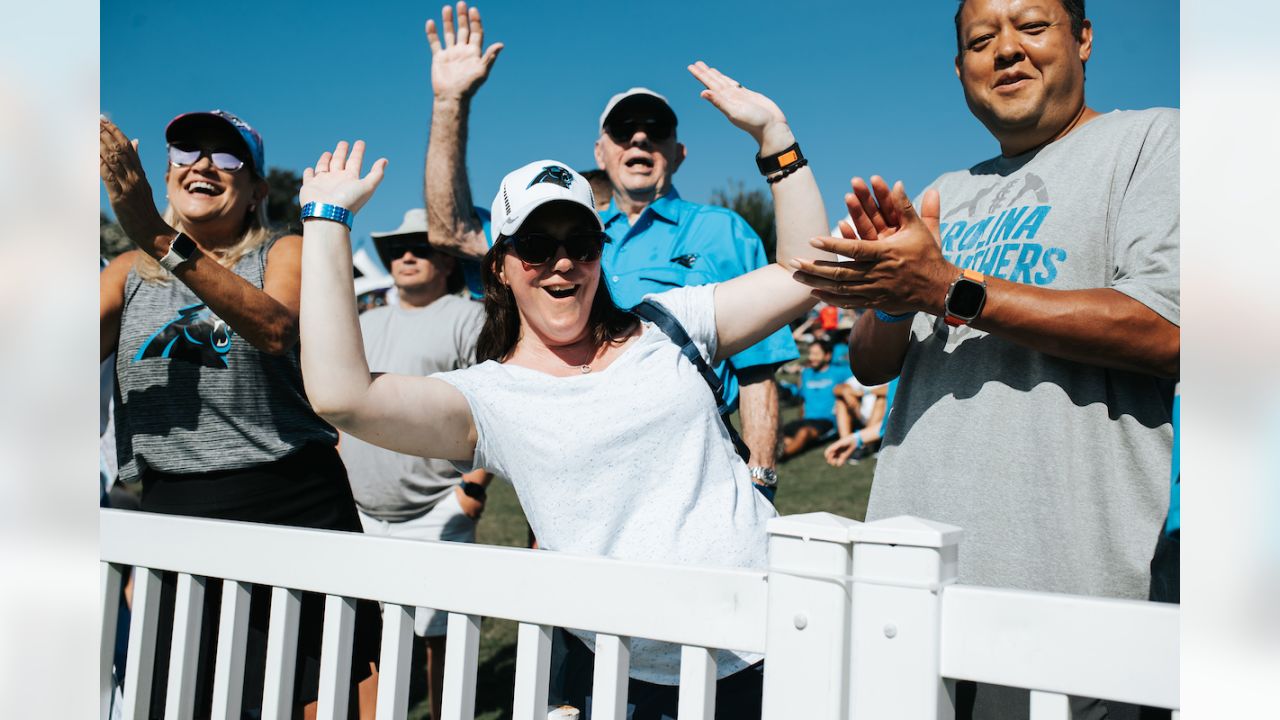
[1029,690,1070,720]
[100,562,124,720]
[511,623,552,720]
[375,604,415,720]
[261,587,302,720]
[441,612,481,720]
[165,573,206,720]
[316,594,357,720]
[677,645,716,720]
[939,584,1180,709]
[591,634,631,720]
[122,567,162,720]
[210,580,252,720]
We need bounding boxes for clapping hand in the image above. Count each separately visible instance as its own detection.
[426,2,503,101]
[790,180,951,314]
[100,116,175,249]
[300,141,388,215]
[687,61,793,153]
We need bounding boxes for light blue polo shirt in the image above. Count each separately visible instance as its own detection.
[598,188,799,408]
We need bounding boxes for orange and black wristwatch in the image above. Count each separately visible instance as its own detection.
[943,269,988,327]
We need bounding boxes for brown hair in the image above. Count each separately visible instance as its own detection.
[475,240,637,363]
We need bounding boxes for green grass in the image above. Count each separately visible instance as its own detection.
[406,403,874,720]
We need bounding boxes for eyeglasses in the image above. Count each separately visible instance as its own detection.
[387,242,433,260]
[604,118,674,144]
[506,231,606,265]
[167,144,247,172]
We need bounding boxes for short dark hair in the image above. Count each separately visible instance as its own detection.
[954,0,1086,54]
[811,338,834,356]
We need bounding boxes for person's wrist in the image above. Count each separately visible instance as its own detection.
[756,122,795,156]
[145,227,180,259]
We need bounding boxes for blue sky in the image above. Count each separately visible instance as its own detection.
[102,0,1178,255]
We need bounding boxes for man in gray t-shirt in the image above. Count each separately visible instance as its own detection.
[794,2,1178,718]
[338,208,488,720]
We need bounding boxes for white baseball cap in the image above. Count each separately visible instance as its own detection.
[490,160,603,238]
[598,87,677,134]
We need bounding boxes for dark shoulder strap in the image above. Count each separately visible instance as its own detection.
[633,299,750,462]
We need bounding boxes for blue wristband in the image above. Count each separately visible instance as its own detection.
[301,202,353,229]
[874,310,915,324]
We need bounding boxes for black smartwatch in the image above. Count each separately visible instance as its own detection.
[158,232,198,272]
[943,269,988,327]
[460,481,487,502]
[755,142,803,175]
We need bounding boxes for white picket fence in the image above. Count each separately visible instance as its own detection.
[99,508,1179,720]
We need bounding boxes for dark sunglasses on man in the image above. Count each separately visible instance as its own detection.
[167,143,248,172]
[383,241,434,262]
[604,118,674,144]
[505,231,607,265]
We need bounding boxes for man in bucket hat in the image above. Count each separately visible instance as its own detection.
[337,206,490,720]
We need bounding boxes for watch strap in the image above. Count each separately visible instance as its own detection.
[755,142,804,176]
[158,232,197,272]
[300,202,353,229]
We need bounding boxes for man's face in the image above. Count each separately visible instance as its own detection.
[955,0,1092,152]
[384,238,453,293]
[807,343,831,369]
[594,113,686,203]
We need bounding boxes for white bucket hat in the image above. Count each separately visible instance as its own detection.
[597,87,677,134]
[490,160,603,238]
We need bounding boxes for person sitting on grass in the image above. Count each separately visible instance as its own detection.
[779,339,852,460]
[826,378,898,466]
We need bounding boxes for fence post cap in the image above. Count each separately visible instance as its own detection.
[848,515,963,548]
[767,512,863,543]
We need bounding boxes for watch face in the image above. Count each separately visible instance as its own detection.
[948,278,986,319]
[171,233,198,260]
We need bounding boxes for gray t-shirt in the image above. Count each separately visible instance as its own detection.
[339,294,485,520]
[869,109,1179,601]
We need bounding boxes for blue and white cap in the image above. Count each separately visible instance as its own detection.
[165,109,266,177]
[490,160,603,238]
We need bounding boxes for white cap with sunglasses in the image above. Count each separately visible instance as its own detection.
[491,161,604,239]
[597,87,678,135]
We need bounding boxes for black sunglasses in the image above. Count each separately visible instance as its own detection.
[386,242,433,260]
[506,231,606,265]
[604,118,674,144]
[167,143,247,172]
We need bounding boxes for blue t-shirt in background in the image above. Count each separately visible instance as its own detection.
[1166,391,1180,535]
[799,363,853,424]
[599,188,799,409]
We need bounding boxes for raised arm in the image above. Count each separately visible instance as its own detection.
[686,62,833,362]
[424,2,503,261]
[794,179,1179,383]
[99,118,301,355]
[299,141,478,462]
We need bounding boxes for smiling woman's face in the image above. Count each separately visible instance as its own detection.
[164,133,261,232]
[501,202,604,350]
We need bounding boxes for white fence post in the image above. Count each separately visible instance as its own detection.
[847,515,962,720]
[761,512,861,720]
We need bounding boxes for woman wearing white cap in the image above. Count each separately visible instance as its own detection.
[299,62,832,718]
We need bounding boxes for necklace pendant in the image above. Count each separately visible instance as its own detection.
[580,364,592,374]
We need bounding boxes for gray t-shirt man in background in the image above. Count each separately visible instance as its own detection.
[792,2,1178,718]
[338,207,488,720]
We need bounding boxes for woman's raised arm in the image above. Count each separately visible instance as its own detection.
[298,140,478,462]
[685,62,832,362]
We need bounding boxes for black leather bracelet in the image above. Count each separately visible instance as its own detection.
[756,142,804,175]
[765,158,809,185]
[460,481,487,501]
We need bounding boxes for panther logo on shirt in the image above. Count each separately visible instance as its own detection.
[134,303,233,369]
[527,165,574,190]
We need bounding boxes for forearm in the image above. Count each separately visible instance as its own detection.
[848,311,913,386]
[761,125,830,269]
[461,468,492,487]
[968,282,1180,378]
[426,97,488,260]
[738,371,780,470]
[298,221,374,419]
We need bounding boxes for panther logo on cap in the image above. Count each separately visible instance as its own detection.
[527,165,574,190]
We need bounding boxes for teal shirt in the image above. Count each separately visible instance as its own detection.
[598,188,799,408]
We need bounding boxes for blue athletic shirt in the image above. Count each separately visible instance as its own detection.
[1166,391,1180,535]
[598,188,799,408]
[799,363,853,424]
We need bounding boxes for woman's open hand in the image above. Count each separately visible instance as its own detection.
[100,117,174,249]
[300,141,388,214]
[687,61,793,154]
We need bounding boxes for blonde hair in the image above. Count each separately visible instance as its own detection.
[134,202,273,283]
